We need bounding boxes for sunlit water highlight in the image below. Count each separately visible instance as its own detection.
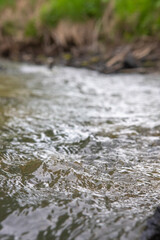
[0,61,160,240]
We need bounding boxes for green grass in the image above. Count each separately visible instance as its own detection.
[24,20,38,38]
[1,0,160,41]
[1,21,16,36]
[115,0,160,36]
[40,0,108,26]
[40,0,160,37]
[0,0,14,10]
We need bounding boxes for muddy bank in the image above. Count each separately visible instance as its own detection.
[0,36,160,74]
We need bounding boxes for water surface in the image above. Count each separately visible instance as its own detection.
[0,61,160,240]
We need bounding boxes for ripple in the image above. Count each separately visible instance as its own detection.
[0,63,160,239]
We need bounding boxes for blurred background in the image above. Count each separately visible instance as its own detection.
[0,0,160,71]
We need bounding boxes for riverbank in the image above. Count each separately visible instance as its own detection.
[1,1,160,74]
[0,37,160,74]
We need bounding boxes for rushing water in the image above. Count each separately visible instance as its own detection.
[0,60,160,240]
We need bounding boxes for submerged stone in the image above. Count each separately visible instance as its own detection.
[123,54,140,68]
[141,207,160,240]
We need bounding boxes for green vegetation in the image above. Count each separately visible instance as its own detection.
[115,0,160,36]
[40,0,108,26]
[1,21,16,36]
[1,0,160,40]
[0,0,14,9]
[39,0,160,37]
[24,20,38,38]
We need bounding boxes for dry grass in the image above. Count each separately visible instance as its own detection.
[0,0,45,40]
[51,20,98,48]
[100,0,117,40]
[0,0,101,49]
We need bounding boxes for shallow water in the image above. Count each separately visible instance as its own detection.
[0,61,160,240]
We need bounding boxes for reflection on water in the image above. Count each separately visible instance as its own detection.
[0,61,160,240]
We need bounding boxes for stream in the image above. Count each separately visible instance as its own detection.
[0,60,160,240]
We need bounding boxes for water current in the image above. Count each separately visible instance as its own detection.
[0,61,160,240]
